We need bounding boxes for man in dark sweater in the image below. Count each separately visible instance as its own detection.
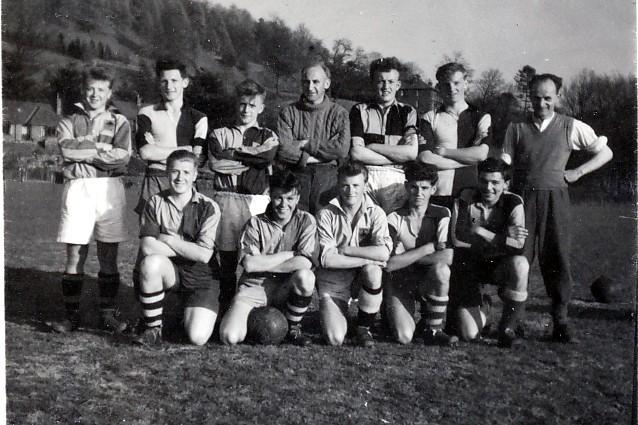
[276,61,350,213]
[501,73,613,343]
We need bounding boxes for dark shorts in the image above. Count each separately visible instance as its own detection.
[172,261,220,312]
[450,249,505,309]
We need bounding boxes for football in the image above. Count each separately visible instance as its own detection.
[247,306,289,345]
[590,275,619,303]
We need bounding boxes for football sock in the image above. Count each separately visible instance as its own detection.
[139,289,165,329]
[421,294,449,331]
[98,272,120,313]
[499,288,527,330]
[357,310,376,329]
[359,283,383,316]
[285,292,312,325]
[61,273,83,317]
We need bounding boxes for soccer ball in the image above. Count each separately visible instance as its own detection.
[590,275,619,304]
[247,306,289,345]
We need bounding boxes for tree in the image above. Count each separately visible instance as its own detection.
[514,65,536,113]
[473,68,505,110]
[47,64,83,114]
[255,18,297,93]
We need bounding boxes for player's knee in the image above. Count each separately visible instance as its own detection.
[139,255,165,277]
[510,255,529,275]
[324,328,346,346]
[394,327,414,345]
[186,325,213,346]
[431,263,451,283]
[292,269,315,295]
[456,307,485,342]
[361,264,383,289]
[220,326,244,346]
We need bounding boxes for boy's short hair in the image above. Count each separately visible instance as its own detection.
[166,150,198,169]
[155,58,187,78]
[435,62,467,82]
[269,171,301,194]
[337,161,368,182]
[235,79,266,99]
[369,57,403,80]
[529,73,563,93]
[301,60,331,79]
[82,66,115,89]
[404,161,439,185]
[478,158,512,181]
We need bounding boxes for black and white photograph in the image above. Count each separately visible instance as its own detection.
[2,0,636,423]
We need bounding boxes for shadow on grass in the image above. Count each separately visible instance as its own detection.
[525,298,634,321]
[4,267,137,333]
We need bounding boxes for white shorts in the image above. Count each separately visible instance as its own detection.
[366,166,407,213]
[57,177,128,245]
[234,275,292,308]
[213,191,270,251]
[316,268,359,304]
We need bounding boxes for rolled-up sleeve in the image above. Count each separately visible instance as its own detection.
[295,214,317,260]
[238,217,262,264]
[317,209,339,267]
[195,201,220,250]
[368,207,393,254]
[571,119,607,153]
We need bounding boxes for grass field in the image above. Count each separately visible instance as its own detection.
[4,180,636,425]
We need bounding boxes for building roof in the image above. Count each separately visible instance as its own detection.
[3,100,59,127]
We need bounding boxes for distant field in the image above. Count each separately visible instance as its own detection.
[4,181,635,424]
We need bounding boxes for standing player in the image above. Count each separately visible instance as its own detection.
[207,79,278,314]
[135,58,208,215]
[135,150,221,347]
[219,171,316,346]
[384,163,457,346]
[418,62,491,196]
[48,66,131,333]
[316,162,392,347]
[501,73,613,342]
[277,61,350,213]
[450,158,529,348]
[350,57,418,213]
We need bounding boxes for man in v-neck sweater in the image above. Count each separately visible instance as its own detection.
[418,62,491,196]
[501,73,613,343]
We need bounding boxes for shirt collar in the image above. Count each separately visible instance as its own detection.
[532,111,555,130]
[73,102,115,117]
[328,194,376,216]
[162,188,201,208]
[370,99,400,111]
[470,188,504,210]
[230,122,262,132]
[155,101,187,111]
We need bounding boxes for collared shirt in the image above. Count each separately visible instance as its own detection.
[140,189,219,252]
[419,104,491,196]
[58,102,131,179]
[208,124,279,194]
[316,195,393,268]
[350,100,417,146]
[451,187,524,257]
[238,208,317,284]
[137,102,208,169]
[387,204,450,256]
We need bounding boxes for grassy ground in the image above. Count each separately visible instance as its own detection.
[4,181,635,424]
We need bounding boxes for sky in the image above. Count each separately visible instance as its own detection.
[212,0,636,83]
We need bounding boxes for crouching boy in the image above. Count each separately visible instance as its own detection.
[219,171,317,346]
[449,158,529,348]
[384,162,457,346]
[135,150,221,347]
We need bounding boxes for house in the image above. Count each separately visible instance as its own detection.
[3,100,59,142]
[398,81,442,116]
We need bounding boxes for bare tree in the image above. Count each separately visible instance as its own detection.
[473,68,505,109]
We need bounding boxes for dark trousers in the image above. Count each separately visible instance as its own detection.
[521,188,573,323]
[292,163,338,214]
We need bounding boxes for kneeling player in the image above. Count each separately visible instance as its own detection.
[316,162,392,347]
[135,151,221,347]
[219,171,317,346]
[450,158,529,348]
[385,163,457,346]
